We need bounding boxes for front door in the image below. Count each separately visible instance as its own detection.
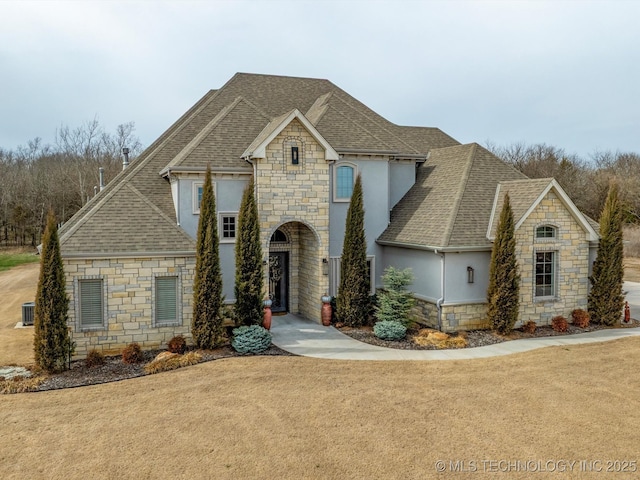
[269,252,289,313]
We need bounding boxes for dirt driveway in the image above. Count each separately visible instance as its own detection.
[0,263,38,365]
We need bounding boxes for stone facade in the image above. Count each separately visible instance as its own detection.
[412,298,489,332]
[515,190,590,325]
[255,118,330,322]
[65,256,195,358]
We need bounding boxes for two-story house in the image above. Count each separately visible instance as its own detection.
[58,73,599,357]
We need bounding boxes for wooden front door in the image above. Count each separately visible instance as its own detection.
[269,252,288,313]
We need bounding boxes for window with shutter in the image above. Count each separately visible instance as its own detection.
[79,279,104,327]
[155,276,178,325]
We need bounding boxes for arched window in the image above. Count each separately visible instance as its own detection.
[334,163,356,201]
[536,225,556,239]
[270,229,288,243]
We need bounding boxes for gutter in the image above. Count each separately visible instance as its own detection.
[377,239,492,253]
[435,249,444,331]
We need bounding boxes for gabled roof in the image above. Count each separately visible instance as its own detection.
[60,73,460,256]
[487,178,599,241]
[241,109,339,161]
[377,143,527,250]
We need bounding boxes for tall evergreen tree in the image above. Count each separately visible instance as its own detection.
[191,165,224,348]
[34,210,72,372]
[234,178,264,326]
[487,193,520,334]
[337,174,370,327]
[588,183,624,325]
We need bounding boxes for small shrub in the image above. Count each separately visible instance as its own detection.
[522,321,537,334]
[413,330,467,349]
[0,376,45,394]
[167,335,187,354]
[122,342,143,364]
[144,351,202,375]
[85,349,105,368]
[231,325,272,354]
[571,309,590,328]
[552,315,568,333]
[373,320,407,341]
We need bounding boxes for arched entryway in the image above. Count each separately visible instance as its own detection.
[267,221,326,322]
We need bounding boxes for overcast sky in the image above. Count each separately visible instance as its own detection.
[1,0,638,160]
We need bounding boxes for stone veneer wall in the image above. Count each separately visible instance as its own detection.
[412,298,489,332]
[515,190,590,325]
[256,118,329,322]
[65,256,195,358]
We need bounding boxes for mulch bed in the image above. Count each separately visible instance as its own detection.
[10,319,640,393]
[35,345,291,392]
[338,319,640,350]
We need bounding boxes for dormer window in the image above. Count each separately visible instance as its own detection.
[536,225,556,239]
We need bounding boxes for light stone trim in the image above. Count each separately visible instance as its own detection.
[65,256,195,359]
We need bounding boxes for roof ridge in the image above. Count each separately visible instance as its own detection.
[331,93,420,154]
[125,184,195,244]
[161,96,247,172]
[443,144,476,246]
[60,89,221,240]
[305,92,333,125]
[324,102,394,151]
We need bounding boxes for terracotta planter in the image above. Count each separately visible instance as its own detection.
[263,298,273,330]
[321,295,332,326]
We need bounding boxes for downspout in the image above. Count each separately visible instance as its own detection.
[435,249,445,331]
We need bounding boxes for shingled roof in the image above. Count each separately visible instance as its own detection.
[60,73,459,256]
[377,143,527,249]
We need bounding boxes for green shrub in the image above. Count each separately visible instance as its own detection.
[167,335,187,354]
[122,342,143,364]
[85,349,105,368]
[231,325,272,354]
[373,320,407,341]
[375,267,415,326]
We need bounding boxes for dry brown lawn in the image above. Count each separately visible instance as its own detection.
[1,340,640,479]
[2,258,640,479]
[0,262,39,365]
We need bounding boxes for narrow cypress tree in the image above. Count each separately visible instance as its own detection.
[34,210,72,372]
[337,174,370,327]
[487,193,520,335]
[588,183,624,325]
[234,178,264,326]
[192,165,224,348]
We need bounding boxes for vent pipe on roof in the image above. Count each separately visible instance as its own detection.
[94,186,98,197]
[122,147,130,170]
[99,167,105,191]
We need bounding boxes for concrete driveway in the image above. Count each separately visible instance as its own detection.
[624,281,640,319]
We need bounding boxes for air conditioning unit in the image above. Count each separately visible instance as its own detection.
[22,302,35,326]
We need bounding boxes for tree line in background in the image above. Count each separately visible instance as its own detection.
[485,141,640,223]
[0,119,142,247]
[2,124,640,249]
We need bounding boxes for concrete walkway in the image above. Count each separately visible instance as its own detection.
[270,281,640,361]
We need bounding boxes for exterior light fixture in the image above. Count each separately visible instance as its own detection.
[322,258,328,275]
[291,146,299,165]
[467,266,474,284]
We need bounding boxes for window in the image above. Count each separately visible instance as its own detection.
[334,164,356,201]
[219,214,238,243]
[78,278,104,328]
[271,229,288,243]
[536,225,556,238]
[535,251,555,297]
[154,276,179,325]
[193,182,204,214]
[329,255,375,296]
